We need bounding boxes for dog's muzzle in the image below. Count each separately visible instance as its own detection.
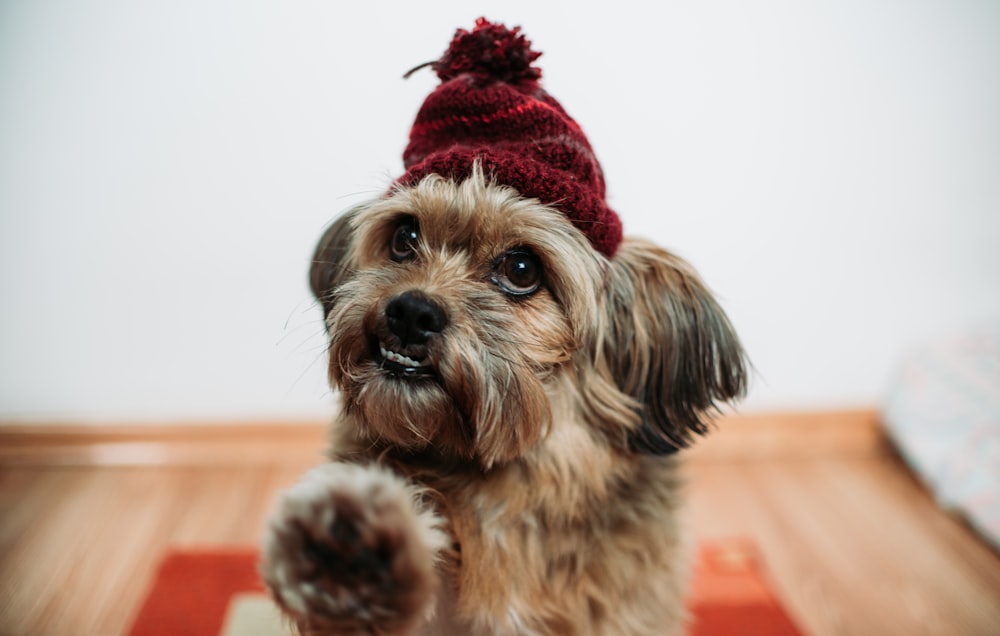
[377,290,446,376]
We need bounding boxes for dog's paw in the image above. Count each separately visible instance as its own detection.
[261,463,447,635]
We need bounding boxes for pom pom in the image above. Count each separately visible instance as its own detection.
[432,18,542,84]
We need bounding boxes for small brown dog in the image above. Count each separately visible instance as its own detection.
[262,20,746,636]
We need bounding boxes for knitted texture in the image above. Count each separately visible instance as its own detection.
[399,18,622,257]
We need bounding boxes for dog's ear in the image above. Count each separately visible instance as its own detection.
[601,239,747,454]
[310,207,360,319]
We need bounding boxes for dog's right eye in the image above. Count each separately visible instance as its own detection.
[389,218,418,262]
[493,249,543,297]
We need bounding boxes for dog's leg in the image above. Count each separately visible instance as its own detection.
[261,462,450,636]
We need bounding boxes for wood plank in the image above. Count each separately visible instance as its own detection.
[0,421,997,635]
[684,457,1000,635]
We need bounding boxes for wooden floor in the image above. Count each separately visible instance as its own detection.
[1,413,998,636]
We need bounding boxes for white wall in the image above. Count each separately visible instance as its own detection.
[2,0,998,422]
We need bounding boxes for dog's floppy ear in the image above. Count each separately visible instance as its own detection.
[602,238,747,454]
[309,207,360,319]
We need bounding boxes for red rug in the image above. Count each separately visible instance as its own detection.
[127,539,801,635]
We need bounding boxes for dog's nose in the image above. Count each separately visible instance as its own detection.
[385,291,447,345]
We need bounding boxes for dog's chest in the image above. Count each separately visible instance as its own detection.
[417,449,688,635]
[422,465,617,633]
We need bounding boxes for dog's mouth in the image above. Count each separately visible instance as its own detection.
[374,340,436,377]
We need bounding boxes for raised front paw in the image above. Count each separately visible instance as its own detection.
[261,463,448,635]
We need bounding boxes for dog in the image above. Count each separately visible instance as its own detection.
[261,19,747,636]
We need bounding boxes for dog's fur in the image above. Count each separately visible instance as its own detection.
[261,167,747,635]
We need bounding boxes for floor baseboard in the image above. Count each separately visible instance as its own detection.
[0,409,886,466]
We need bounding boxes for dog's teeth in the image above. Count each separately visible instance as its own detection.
[379,346,422,368]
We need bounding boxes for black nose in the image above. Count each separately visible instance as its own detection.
[385,291,447,345]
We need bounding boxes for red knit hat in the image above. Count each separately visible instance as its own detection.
[398,18,622,257]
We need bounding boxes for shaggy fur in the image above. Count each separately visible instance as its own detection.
[261,167,747,635]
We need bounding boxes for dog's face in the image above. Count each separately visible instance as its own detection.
[311,169,746,468]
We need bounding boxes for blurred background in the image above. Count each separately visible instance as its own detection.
[2,0,998,424]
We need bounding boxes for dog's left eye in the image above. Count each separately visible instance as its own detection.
[493,250,543,296]
[389,217,419,262]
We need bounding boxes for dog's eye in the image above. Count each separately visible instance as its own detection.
[389,218,418,262]
[493,250,543,296]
